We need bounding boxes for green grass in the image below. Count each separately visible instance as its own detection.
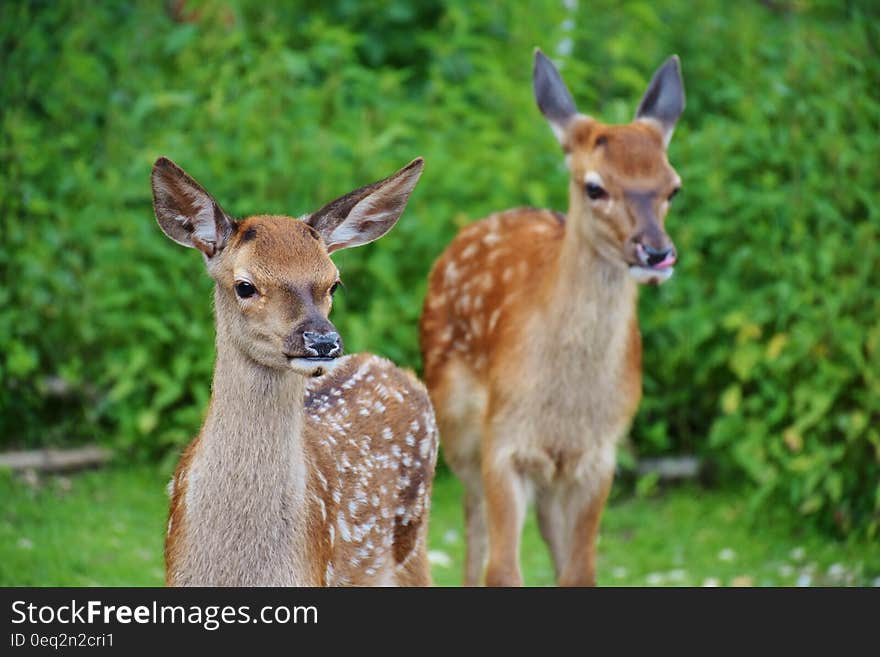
[1,466,877,587]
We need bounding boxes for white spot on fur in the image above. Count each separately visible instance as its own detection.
[444,260,461,285]
[338,515,352,542]
[461,242,479,259]
[488,307,502,332]
[483,232,502,246]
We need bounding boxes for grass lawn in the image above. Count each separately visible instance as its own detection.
[1,465,877,587]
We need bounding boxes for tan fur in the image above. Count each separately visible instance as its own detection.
[160,196,438,586]
[420,106,680,585]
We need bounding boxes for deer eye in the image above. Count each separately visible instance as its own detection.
[585,182,607,200]
[668,187,681,201]
[329,281,342,297]
[234,281,257,299]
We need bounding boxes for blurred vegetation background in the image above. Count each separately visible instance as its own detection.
[2,0,878,541]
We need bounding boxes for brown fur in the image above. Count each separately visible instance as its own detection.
[154,158,436,586]
[420,85,682,586]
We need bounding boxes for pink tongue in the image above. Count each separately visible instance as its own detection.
[653,255,676,270]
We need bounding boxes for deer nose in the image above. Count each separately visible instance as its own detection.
[302,331,342,358]
[637,243,677,269]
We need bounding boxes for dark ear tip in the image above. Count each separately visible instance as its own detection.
[400,157,425,179]
[534,48,551,68]
[152,156,177,176]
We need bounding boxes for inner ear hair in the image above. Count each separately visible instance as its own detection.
[151,156,235,258]
[304,158,424,253]
[306,177,388,239]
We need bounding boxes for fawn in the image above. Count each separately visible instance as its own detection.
[420,50,685,586]
[152,156,438,586]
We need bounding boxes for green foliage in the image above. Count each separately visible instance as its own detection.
[1,0,878,536]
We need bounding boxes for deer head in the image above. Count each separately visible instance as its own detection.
[533,50,685,284]
[151,157,424,376]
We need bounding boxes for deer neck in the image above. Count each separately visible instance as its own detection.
[183,312,312,585]
[543,183,639,356]
[203,339,307,479]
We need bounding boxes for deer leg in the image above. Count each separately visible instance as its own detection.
[482,454,528,587]
[536,488,567,581]
[462,482,488,586]
[557,474,613,587]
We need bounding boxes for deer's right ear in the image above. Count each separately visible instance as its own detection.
[533,48,579,147]
[151,157,235,259]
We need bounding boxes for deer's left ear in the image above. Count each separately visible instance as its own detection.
[635,55,685,147]
[305,158,424,253]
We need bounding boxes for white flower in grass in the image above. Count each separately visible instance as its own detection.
[796,574,812,587]
[442,529,459,545]
[790,546,805,561]
[778,564,794,577]
[702,577,721,587]
[718,548,736,562]
[827,563,846,579]
[645,573,664,585]
[427,550,452,568]
[611,566,628,579]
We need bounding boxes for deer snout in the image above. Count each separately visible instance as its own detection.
[302,331,342,359]
[635,242,677,269]
[626,233,677,285]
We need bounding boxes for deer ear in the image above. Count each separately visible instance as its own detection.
[635,55,685,147]
[305,158,424,253]
[151,157,235,259]
[533,48,579,147]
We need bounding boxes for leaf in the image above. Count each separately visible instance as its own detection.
[721,385,741,414]
[765,333,788,360]
[729,343,762,381]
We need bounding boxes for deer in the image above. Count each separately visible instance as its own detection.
[419,50,685,586]
[151,155,439,586]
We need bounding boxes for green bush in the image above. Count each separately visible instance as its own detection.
[1,0,878,536]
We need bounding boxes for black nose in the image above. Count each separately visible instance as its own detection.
[642,244,675,267]
[302,331,342,358]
